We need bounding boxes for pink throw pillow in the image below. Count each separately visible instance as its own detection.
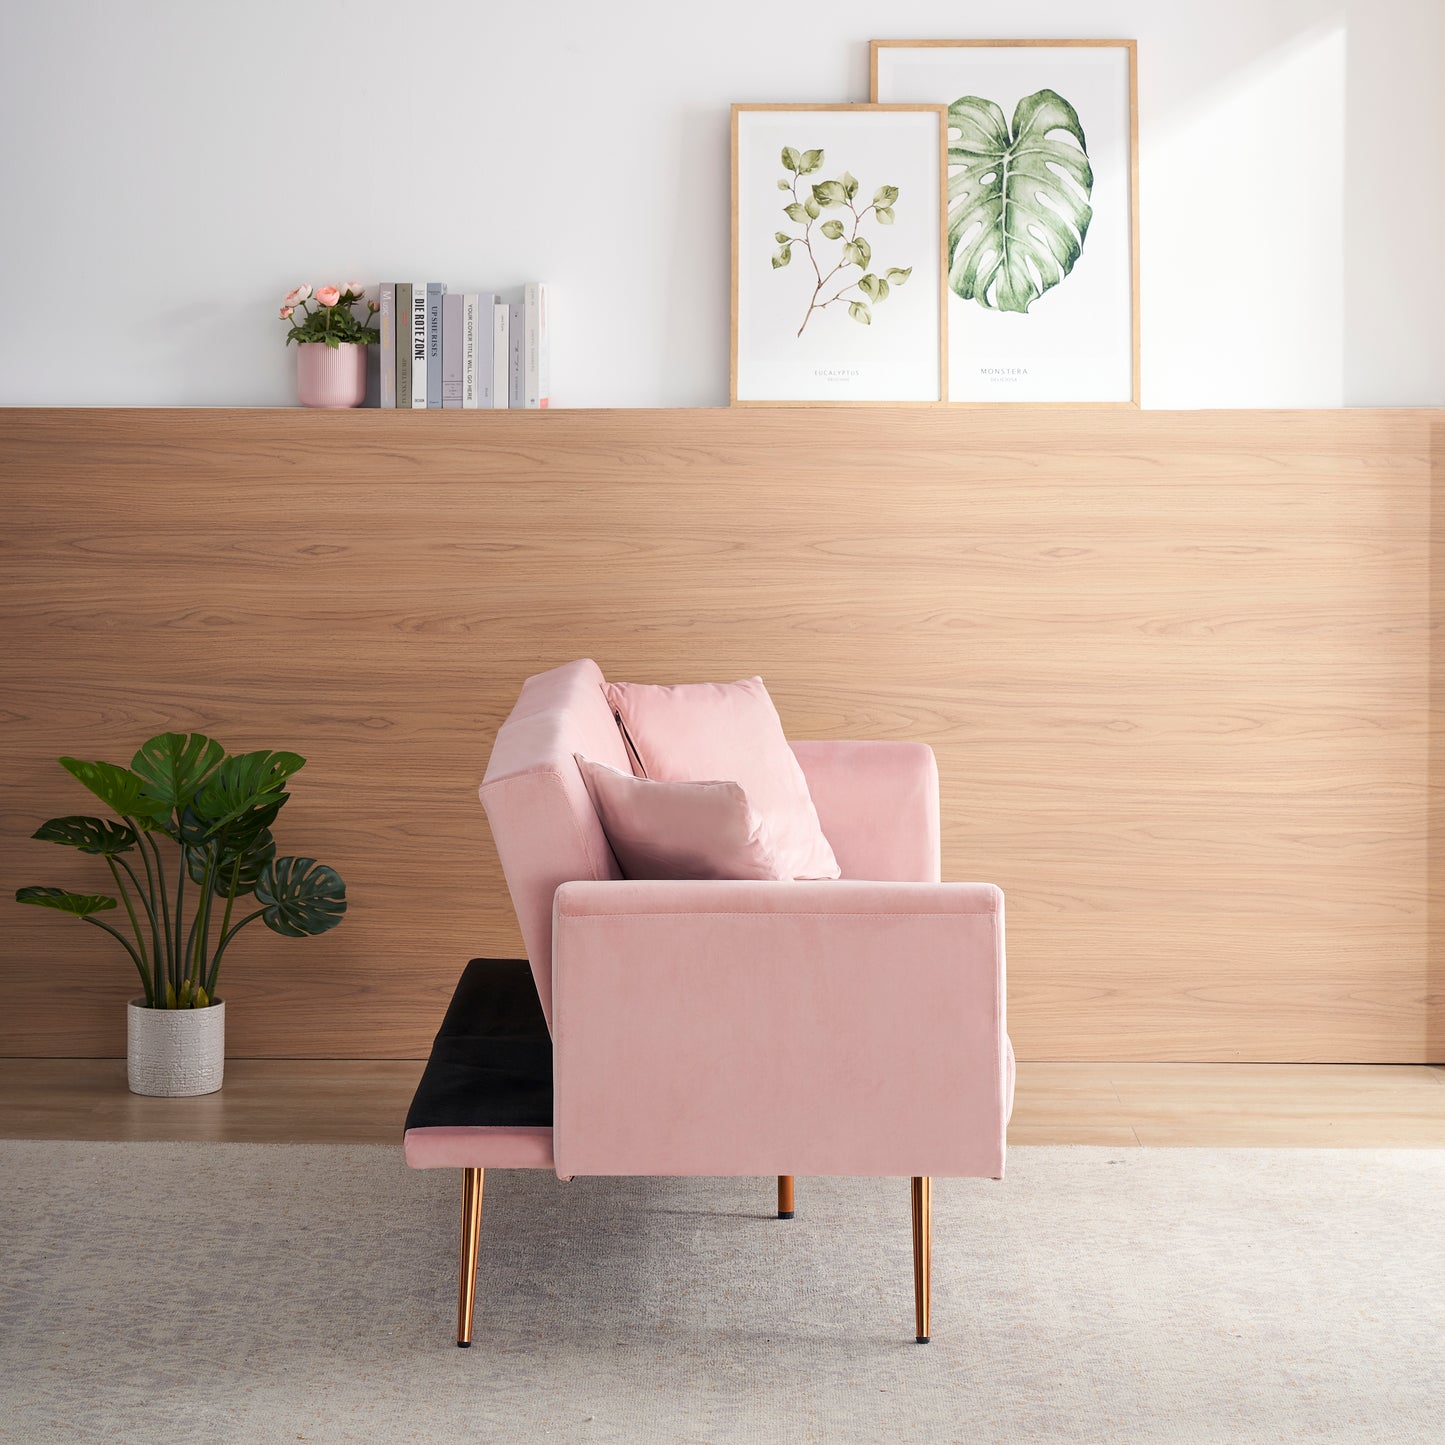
[575,755,789,881]
[602,676,840,881]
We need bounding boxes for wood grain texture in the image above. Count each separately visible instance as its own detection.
[0,407,1440,1061]
[0,1058,1439,1147]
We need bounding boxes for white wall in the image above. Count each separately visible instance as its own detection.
[1,0,1440,408]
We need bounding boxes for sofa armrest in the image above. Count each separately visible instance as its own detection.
[551,879,1007,1180]
[790,740,940,882]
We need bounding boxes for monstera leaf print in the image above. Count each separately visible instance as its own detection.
[947,88,1093,314]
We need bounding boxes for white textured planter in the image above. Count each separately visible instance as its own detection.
[127,998,225,1097]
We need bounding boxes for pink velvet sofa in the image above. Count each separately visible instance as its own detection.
[405,658,1014,1344]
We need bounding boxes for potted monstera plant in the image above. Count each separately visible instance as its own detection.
[15,733,346,1097]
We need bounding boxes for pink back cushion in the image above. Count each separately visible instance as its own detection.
[575,754,789,881]
[603,676,840,881]
[480,659,628,1027]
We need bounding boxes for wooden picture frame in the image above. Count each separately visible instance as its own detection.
[871,39,1140,407]
[730,103,949,406]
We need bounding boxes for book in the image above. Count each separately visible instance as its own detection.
[478,291,496,407]
[409,283,427,408]
[426,282,446,408]
[442,293,464,408]
[461,294,479,409]
[378,284,396,408]
[524,283,549,409]
[395,284,413,407]
[492,302,509,408]
[508,301,525,409]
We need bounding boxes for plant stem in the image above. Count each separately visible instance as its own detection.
[208,906,265,983]
[104,856,153,1005]
[206,853,244,999]
[173,841,187,999]
[125,822,164,981]
[82,915,150,999]
[144,832,172,990]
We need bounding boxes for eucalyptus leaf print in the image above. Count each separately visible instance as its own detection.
[947,89,1092,313]
[772,147,913,337]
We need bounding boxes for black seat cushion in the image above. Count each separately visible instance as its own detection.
[404,959,553,1133]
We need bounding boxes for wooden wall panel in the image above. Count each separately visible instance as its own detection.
[0,407,1439,1061]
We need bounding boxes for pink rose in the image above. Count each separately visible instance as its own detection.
[283,285,311,307]
[315,285,341,307]
[367,299,379,312]
[342,282,364,298]
[279,305,294,319]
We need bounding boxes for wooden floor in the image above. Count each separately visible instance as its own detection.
[1,1060,1441,1148]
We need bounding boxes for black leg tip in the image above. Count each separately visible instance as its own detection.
[457,1340,471,1348]
[916,1335,930,1345]
[777,1210,794,1220]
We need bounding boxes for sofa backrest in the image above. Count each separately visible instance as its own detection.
[479,658,626,1028]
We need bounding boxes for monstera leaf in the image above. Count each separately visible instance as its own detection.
[15,886,117,918]
[131,733,225,816]
[194,750,304,836]
[254,857,346,938]
[32,816,138,855]
[59,758,169,827]
[947,88,1093,313]
[187,829,277,898]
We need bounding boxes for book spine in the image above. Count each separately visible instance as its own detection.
[442,293,464,409]
[410,283,427,408]
[426,282,445,408]
[395,284,413,408]
[509,302,525,409]
[524,282,549,409]
[461,294,479,409]
[378,284,396,408]
[475,292,495,408]
[492,302,509,408]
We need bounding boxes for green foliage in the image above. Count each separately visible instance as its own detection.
[33,816,138,855]
[59,758,168,827]
[255,857,347,939]
[947,88,1093,313]
[16,887,117,918]
[281,286,380,348]
[15,733,346,1009]
[771,145,911,337]
[132,732,225,814]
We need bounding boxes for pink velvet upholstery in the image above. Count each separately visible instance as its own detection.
[789,740,941,883]
[479,660,626,1026]
[552,880,1009,1178]
[604,676,840,880]
[576,754,792,881]
[445,658,1012,1180]
[404,1126,554,1170]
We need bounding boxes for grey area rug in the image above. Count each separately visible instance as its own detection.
[1,1143,1440,1445]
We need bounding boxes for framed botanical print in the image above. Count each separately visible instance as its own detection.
[872,40,1139,405]
[730,104,948,405]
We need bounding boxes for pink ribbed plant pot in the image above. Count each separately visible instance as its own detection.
[296,342,367,408]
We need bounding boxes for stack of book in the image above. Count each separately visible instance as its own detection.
[376,283,550,409]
